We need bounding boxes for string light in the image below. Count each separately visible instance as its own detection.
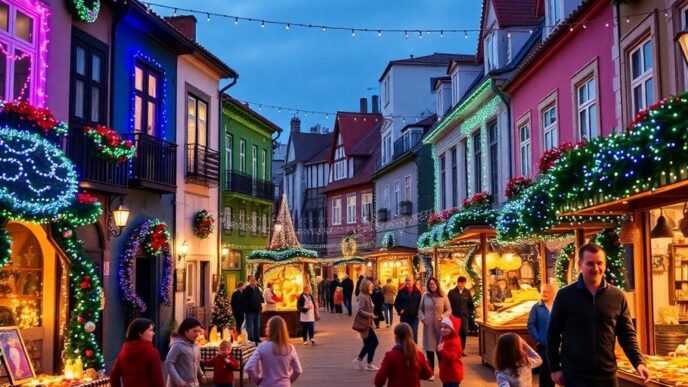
[377,30,382,37]
[352,29,356,37]
[206,12,210,21]
[234,17,238,25]
[285,23,290,30]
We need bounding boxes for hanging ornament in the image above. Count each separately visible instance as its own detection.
[62,228,73,238]
[84,321,96,333]
[85,349,94,358]
[619,215,640,244]
[77,316,85,324]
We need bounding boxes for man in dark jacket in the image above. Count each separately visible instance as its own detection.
[547,243,650,386]
[527,283,556,387]
[341,274,355,316]
[242,276,264,344]
[230,281,246,334]
[394,275,422,342]
[354,275,364,297]
[447,276,474,356]
[328,274,339,313]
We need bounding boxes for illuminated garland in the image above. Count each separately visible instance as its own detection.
[0,101,68,142]
[58,193,103,228]
[594,228,625,290]
[462,191,494,210]
[417,208,498,251]
[330,257,367,267]
[51,222,105,370]
[504,176,533,200]
[555,243,574,288]
[192,210,214,239]
[248,247,318,262]
[0,227,10,269]
[464,245,482,305]
[340,236,357,256]
[380,232,396,249]
[84,125,135,164]
[119,219,173,312]
[65,0,100,23]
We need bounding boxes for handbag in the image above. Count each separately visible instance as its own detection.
[352,310,370,332]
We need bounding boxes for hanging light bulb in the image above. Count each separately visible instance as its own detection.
[172,8,177,17]
[234,17,238,25]
[285,23,290,30]
[440,30,445,38]
[206,13,210,22]
[651,209,675,239]
[261,20,265,28]
[352,29,356,37]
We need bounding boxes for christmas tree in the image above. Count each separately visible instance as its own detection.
[270,194,300,249]
[211,279,235,331]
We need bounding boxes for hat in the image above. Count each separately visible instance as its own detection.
[441,316,455,332]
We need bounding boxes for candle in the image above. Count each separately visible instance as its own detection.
[64,359,75,379]
[74,357,84,379]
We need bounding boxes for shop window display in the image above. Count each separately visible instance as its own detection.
[262,265,304,311]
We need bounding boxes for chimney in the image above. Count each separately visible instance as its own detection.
[166,15,197,41]
[310,125,319,133]
[360,97,368,113]
[290,116,301,133]
[371,95,380,113]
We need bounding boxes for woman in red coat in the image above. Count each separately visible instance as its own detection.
[374,323,433,387]
[110,318,164,387]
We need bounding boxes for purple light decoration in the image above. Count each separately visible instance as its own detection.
[14,0,49,107]
[118,219,173,312]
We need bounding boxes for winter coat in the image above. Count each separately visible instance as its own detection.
[164,336,203,387]
[245,341,302,386]
[263,287,281,311]
[447,286,475,318]
[495,342,542,387]
[382,283,397,304]
[394,285,422,319]
[334,291,344,305]
[374,344,433,387]
[438,315,464,383]
[527,300,551,347]
[230,289,244,316]
[110,340,164,387]
[418,293,450,352]
[354,276,364,297]
[356,293,375,339]
[341,278,354,297]
[371,287,385,316]
[242,285,264,314]
[200,353,239,384]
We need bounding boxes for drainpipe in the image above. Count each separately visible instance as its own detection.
[491,81,513,187]
[217,77,238,289]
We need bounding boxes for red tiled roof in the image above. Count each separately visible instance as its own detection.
[324,146,379,193]
[334,112,383,155]
[477,0,540,61]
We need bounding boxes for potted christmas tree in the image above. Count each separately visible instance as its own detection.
[210,279,236,342]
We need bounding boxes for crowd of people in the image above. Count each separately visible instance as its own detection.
[106,243,651,387]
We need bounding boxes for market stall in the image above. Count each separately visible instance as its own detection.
[247,196,318,338]
[363,239,417,288]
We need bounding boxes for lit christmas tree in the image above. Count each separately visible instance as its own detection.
[270,194,300,249]
[211,279,235,331]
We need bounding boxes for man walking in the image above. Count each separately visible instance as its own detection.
[329,274,339,313]
[242,276,264,344]
[230,281,246,334]
[547,243,650,386]
[341,274,355,316]
[447,276,474,356]
[394,275,422,342]
[527,283,556,387]
[381,278,397,327]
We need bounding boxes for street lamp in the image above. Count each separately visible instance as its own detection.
[222,245,229,257]
[676,29,688,65]
[107,197,130,237]
[178,240,188,262]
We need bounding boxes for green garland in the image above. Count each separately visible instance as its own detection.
[58,193,103,228]
[594,228,625,290]
[555,243,575,288]
[417,208,498,251]
[66,0,100,23]
[0,227,10,269]
[381,232,396,249]
[248,247,318,262]
[464,245,482,305]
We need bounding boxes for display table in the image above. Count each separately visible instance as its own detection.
[617,355,688,386]
[200,343,256,387]
[477,321,535,368]
[618,370,672,387]
[12,376,110,387]
[260,310,301,337]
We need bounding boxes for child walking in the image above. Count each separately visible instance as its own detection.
[334,287,344,317]
[374,323,433,387]
[245,316,302,386]
[494,332,542,387]
[200,340,239,387]
[438,315,464,387]
[165,317,206,387]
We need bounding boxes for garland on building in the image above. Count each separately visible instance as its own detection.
[65,0,100,23]
[594,228,625,290]
[119,219,173,312]
[555,243,575,288]
[462,191,494,210]
[58,193,103,228]
[428,207,459,226]
[84,125,135,164]
[0,228,10,269]
[504,176,533,200]
[464,245,482,305]
[248,247,318,263]
[0,100,68,141]
[418,208,498,251]
[192,210,215,239]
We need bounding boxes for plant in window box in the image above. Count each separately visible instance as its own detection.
[462,192,494,211]
[84,125,135,164]
[504,176,533,201]
[399,200,413,215]
[377,208,389,222]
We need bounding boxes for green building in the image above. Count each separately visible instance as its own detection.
[220,96,281,290]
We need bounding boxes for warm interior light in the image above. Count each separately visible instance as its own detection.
[676,30,688,66]
[112,204,130,228]
[180,240,189,257]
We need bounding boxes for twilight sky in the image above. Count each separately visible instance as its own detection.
[152,0,482,143]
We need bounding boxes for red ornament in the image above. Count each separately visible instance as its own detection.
[85,349,94,358]
[81,281,90,289]
[77,316,85,324]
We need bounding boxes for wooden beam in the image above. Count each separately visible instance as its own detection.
[539,241,547,286]
[481,232,488,325]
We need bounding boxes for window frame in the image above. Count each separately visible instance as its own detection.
[251,210,257,235]
[546,0,562,35]
[538,91,559,152]
[473,130,482,192]
[70,28,108,127]
[485,33,497,70]
[450,147,457,207]
[133,60,161,137]
[517,113,532,177]
[239,208,247,235]
[186,92,209,146]
[393,180,401,216]
[252,144,258,179]
[262,149,267,180]
[223,206,233,233]
[439,154,446,209]
[346,195,356,224]
[403,175,412,201]
[225,133,233,172]
[488,121,499,197]
[239,139,246,173]
[334,134,347,180]
[629,38,654,114]
[332,197,342,225]
[362,193,373,224]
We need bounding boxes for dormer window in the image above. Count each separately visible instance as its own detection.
[485,34,497,71]
[546,0,562,35]
[334,134,347,180]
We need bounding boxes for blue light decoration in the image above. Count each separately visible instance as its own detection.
[118,219,174,312]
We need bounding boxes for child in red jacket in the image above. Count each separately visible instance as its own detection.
[201,340,239,387]
[374,323,433,387]
[438,315,464,387]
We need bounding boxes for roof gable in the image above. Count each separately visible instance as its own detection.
[287,131,332,163]
[379,53,475,82]
[477,0,539,61]
[331,112,383,157]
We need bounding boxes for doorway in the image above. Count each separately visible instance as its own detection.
[132,256,160,349]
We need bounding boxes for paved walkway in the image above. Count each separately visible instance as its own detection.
[209,309,508,386]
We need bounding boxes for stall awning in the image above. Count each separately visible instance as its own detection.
[363,246,417,259]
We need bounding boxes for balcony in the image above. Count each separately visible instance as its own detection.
[225,171,274,201]
[186,143,220,188]
[392,131,423,160]
[127,133,177,193]
[66,126,128,193]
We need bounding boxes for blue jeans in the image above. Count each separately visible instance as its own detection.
[443,383,459,387]
[358,328,378,364]
[216,384,234,387]
[344,295,353,316]
[245,312,261,343]
[383,303,394,325]
[401,316,419,343]
[301,321,314,341]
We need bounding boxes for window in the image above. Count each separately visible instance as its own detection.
[629,39,654,113]
[394,180,401,216]
[71,31,107,126]
[134,62,160,136]
[473,131,482,192]
[239,139,246,172]
[485,34,497,70]
[187,95,207,146]
[251,210,257,234]
[223,206,233,232]
[186,262,197,304]
[225,133,233,171]
[262,149,267,180]
[239,208,246,233]
[382,133,392,164]
[489,122,499,197]
[347,195,356,224]
[546,0,562,34]
[463,139,469,197]
[450,147,458,207]
[362,193,373,224]
[334,134,347,180]
[383,77,390,106]
[439,154,446,209]
[262,213,269,235]
[542,106,558,150]
[683,6,688,91]
[383,185,390,210]
[519,122,532,177]
[577,77,598,140]
[252,145,258,179]
[332,198,342,225]
[404,175,412,200]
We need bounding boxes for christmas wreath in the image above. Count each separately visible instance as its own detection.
[84,125,135,164]
[66,0,100,23]
[193,210,214,239]
[340,236,357,257]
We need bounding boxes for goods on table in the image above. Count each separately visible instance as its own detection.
[618,354,688,385]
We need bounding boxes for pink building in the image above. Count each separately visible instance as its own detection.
[504,0,616,178]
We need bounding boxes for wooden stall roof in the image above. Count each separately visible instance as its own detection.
[363,246,417,259]
[548,221,616,237]
[446,225,496,245]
